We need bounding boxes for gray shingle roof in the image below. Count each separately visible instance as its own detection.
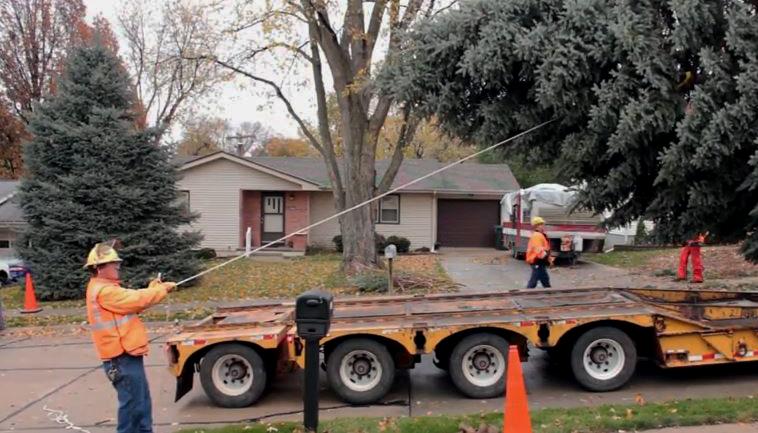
[181,153,519,193]
[0,181,23,225]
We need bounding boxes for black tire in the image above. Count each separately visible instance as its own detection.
[326,338,395,405]
[0,271,8,286]
[433,352,449,371]
[570,327,637,392]
[200,343,267,408]
[449,333,508,399]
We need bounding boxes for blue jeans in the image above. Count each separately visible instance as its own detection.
[527,263,551,288]
[103,354,153,433]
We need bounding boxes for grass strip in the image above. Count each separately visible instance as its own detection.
[176,396,758,433]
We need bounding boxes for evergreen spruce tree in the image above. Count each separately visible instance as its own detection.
[19,43,201,300]
[383,0,758,260]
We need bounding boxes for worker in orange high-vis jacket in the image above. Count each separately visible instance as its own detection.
[677,231,708,283]
[526,216,554,288]
[85,242,176,433]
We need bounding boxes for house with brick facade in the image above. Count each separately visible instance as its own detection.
[177,152,519,256]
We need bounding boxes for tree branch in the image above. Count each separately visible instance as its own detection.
[198,56,325,156]
[377,104,419,194]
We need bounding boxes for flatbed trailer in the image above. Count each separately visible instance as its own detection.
[165,287,758,408]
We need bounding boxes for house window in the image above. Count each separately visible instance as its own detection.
[177,190,190,218]
[0,240,10,248]
[377,195,400,224]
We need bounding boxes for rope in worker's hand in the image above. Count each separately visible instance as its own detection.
[173,118,558,288]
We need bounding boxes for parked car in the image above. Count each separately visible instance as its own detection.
[0,256,27,285]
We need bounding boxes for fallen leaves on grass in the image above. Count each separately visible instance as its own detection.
[632,245,758,280]
[173,254,452,303]
[458,423,499,433]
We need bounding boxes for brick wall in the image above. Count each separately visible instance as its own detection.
[240,191,262,247]
[284,191,310,251]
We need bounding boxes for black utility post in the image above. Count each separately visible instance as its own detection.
[295,290,334,432]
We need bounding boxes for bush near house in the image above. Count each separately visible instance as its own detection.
[332,234,387,253]
[385,235,411,253]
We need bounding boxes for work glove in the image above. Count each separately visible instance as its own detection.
[148,278,163,289]
[162,282,177,292]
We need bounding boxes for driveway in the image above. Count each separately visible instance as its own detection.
[439,247,640,291]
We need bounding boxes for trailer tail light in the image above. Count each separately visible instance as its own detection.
[560,235,573,252]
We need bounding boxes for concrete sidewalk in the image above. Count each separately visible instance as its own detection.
[641,424,758,432]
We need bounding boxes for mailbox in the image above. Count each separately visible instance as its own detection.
[384,244,397,259]
[295,290,334,339]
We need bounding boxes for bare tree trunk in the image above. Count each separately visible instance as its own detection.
[338,95,380,272]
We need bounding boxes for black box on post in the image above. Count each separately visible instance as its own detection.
[295,290,334,339]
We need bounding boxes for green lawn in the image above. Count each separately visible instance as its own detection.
[176,396,758,433]
[583,249,674,269]
[2,253,451,327]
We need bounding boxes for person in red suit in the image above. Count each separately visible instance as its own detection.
[677,232,708,283]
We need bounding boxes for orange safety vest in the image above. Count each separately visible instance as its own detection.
[526,231,550,265]
[86,277,168,360]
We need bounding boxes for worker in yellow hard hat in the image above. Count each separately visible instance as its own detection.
[526,217,553,288]
[84,241,176,433]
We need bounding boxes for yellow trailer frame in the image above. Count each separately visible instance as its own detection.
[164,287,758,407]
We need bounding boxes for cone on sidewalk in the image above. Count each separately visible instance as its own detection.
[503,345,532,433]
[21,272,42,314]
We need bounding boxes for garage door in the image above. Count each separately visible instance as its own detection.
[437,199,500,247]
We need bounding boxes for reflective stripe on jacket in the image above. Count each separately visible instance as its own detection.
[86,277,168,360]
[526,232,550,265]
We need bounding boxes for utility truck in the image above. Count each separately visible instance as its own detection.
[501,184,606,263]
[165,286,758,408]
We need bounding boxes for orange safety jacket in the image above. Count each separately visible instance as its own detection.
[86,277,168,360]
[526,231,550,265]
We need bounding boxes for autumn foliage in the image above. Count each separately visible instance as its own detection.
[0,0,123,178]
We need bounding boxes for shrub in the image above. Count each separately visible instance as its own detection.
[385,236,411,253]
[194,248,217,260]
[349,272,388,293]
[333,233,387,253]
[332,235,343,252]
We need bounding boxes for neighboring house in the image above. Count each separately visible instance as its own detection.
[604,220,656,251]
[0,181,23,258]
[177,152,519,255]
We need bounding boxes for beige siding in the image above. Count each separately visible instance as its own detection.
[309,192,434,250]
[178,159,303,252]
[308,192,341,247]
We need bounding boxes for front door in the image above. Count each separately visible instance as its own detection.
[262,194,285,243]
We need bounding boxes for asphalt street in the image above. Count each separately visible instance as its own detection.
[1,332,758,433]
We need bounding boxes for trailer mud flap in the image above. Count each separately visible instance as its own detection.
[175,368,194,402]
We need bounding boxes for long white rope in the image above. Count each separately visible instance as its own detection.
[176,118,557,286]
[43,406,91,433]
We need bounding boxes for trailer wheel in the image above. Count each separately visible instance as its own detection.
[327,338,395,405]
[199,343,267,408]
[449,333,508,399]
[570,327,636,392]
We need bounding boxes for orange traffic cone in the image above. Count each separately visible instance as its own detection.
[503,345,532,433]
[21,273,42,314]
